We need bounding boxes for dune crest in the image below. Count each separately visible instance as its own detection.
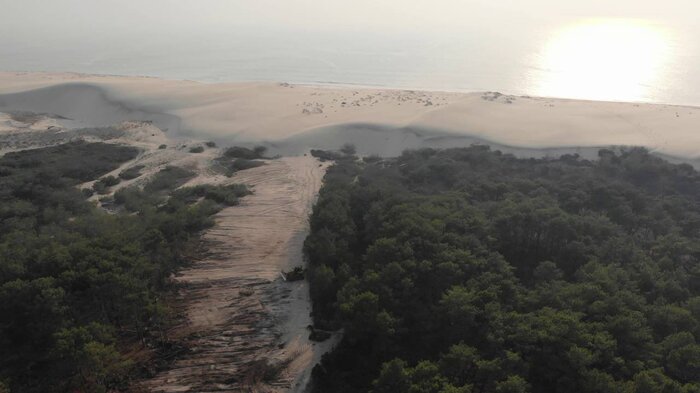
[2,72,700,159]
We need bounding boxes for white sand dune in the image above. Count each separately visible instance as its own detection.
[0,82,182,133]
[2,71,700,160]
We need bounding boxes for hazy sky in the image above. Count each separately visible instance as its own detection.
[2,0,698,39]
[2,0,699,104]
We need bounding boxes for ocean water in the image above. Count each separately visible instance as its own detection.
[2,1,699,105]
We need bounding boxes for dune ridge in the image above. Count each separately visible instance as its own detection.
[0,82,182,133]
[2,72,700,160]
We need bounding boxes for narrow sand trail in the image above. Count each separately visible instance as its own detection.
[137,155,331,393]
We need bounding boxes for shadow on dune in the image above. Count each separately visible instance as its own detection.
[4,84,700,168]
[265,122,605,159]
[0,83,182,134]
[263,123,700,167]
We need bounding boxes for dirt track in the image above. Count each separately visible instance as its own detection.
[137,155,331,393]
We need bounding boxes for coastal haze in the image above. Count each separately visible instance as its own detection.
[2,0,699,104]
[3,2,700,393]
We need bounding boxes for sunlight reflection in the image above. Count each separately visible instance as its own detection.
[534,19,674,102]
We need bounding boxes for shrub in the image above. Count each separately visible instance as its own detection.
[0,141,138,182]
[310,149,344,161]
[231,158,264,171]
[144,166,195,193]
[223,146,265,159]
[203,184,250,205]
[215,148,266,176]
[98,195,114,205]
[92,181,108,194]
[113,187,158,212]
[340,143,357,156]
[118,165,144,180]
[169,184,250,207]
[101,176,121,187]
[283,266,305,281]
[253,145,267,157]
[92,176,120,194]
[189,146,204,153]
[309,328,332,342]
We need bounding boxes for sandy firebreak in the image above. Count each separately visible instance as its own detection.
[136,156,332,393]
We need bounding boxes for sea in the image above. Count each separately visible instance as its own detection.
[2,1,699,106]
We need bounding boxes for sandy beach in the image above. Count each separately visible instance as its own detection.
[2,71,700,160]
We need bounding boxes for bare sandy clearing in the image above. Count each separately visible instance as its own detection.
[137,155,332,393]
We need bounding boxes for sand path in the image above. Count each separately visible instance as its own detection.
[137,155,330,393]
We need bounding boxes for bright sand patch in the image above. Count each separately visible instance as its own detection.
[1,72,699,158]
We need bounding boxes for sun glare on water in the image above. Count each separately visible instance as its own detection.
[534,19,674,102]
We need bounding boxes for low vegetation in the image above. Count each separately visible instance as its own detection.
[223,145,268,160]
[113,166,249,214]
[143,166,195,193]
[283,266,306,282]
[310,144,357,162]
[215,145,268,176]
[92,175,121,194]
[306,146,700,393]
[118,165,145,180]
[0,142,247,392]
[310,149,346,161]
[229,158,265,172]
